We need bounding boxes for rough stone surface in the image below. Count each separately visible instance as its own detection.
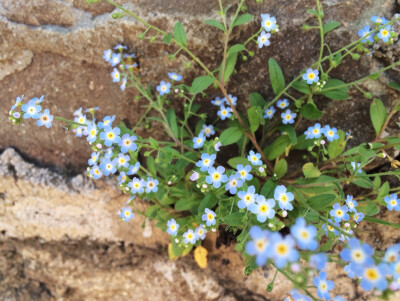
[1,148,400,301]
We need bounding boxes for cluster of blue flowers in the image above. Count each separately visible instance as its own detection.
[103,44,139,91]
[304,123,340,141]
[9,95,54,128]
[358,16,397,44]
[263,98,297,125]
[257,14,278,48]
[210,94,237,121]
[156,72,183,96]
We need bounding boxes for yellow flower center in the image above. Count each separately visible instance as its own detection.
[134,183,139,188]
[382,30,388,36]
[187,233,193,239]
[231,180,237,186]
[240,171,246,176]
[313,129,319,134]
[308,73,315,79]
[336,210,343,216]
[301,230,309,239]
[328,130,333,136]
[276,244,287,255]
[42,116,48,121]
[107,132,114,139]
[149,182,154,187]
[222,110,227,115]
[265,21,271,27]
[161,86,166,91]
[256,239,266,251]
[171,225,175,230]
[207,213,214,220]
[125,140,130,145]
[281,195,287,203]
[391,200,396,205]
[260,205,268,213]
[285,114,291,120]
[365,268,378,280]
[91,130,96,136]
[212,173,220,180]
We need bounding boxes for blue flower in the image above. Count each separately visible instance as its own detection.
[111,68,120,82]
[195,225,207,240]
[116,153,130,168]
[211,96,224,106]
[383,244,400,263]
[305,123,324,139]
[324,125,339,141]
[340,239,374,275]
[249,196,276,222]
[156,81,171,95]
[145,177,159,193]
[302,68,319,84]
[120,76,127,91]
[258,31,271,48]
[261,14,277,32]
[225,174,243,194]
[183,229,197,244]
[263,106,276,119]
[309,253,327,271]
[127,162,140,175]
[225,94,237,106]
[237,185,257,209]
[88,152,100,166]
[274,185,294,211]
[190,171,199,181]
[128,177,145,194]
[384,194,400,211]
[120,207,134,222]
[351,162,362,174]
[247,150,262,166]
[217,105,232,120]
[268,233,299,268]
[205,166,228,188]
[345,195,358,213]
[371,16,388,24]
[355,264,388,291]
[277,99,289,109]
[291,217,318,251]
[110,53,121,67]
[86,123,98,143]
[236,164,253,181]
[358,25,374,43]
[353,212,365,223]
[119,133,138,153]
[322,221,340,236]
[201,124,215,137]
[118,171,127,184]
[344,264,356,278]
[98,115,115,129]
[313,271,334,300]
[103,49,112,62]
[100,126,121,147]
[330,203,349,223]
[285,290,311,301]
[245,226,271,266]
[104,147,114,158]
[100,158,118,176]
[36,109,53,128]
[90,165,102,180]
[196,153,216,172]
[377,26,391,43]
[193,133,206,149]
[281,109,296,124]
[114,44,127,51]
[167,218,179,236]
[202,208,216,227]
[22,100,41,119]
[168,72,182,81]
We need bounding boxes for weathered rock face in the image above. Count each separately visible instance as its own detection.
[1,148,400,301]
[1,0,400,300]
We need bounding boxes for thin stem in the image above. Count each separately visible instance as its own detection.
[54,116,87,127]
[316,0,324,72]
[376,99,400,140]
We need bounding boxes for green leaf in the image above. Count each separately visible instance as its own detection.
[327,130,346,159]
[353,177,373,189]
[357,201,380,216]
[198,193,218,214]
[147,156,157,176]
[292,80,311,94]
[204,19,225,31]
[370,98,387,136]
[232,13,253,27]
[277,125,297,145]
[323,21,340,35]
[191,76,214,94]
[222,53,238,82]
[388,82,400,92]
[247,107,261,133]
[268,58,285,95]
[302,163,321,178]
[220,127,244,146]
[300,103,323,120]
[250,93,266,107]
[260,179,277,199]
[320,239,334,252]
[364,216,400,230]
[293,134,315,150]
[308,194,336,210]
[320,79,349,100]
[377,181,390,201]
[163,34,172,45]
[369,72,380,80]
[307,9,319,16]
[166,108,179,138]
[274,159,287,179]
[227,44,246,56]
[224,212,245,226]
[263,135,291,160]
[149,137,159,149]
[174,21,187,47]
[227,157,250,168]
[175,197,198,211]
